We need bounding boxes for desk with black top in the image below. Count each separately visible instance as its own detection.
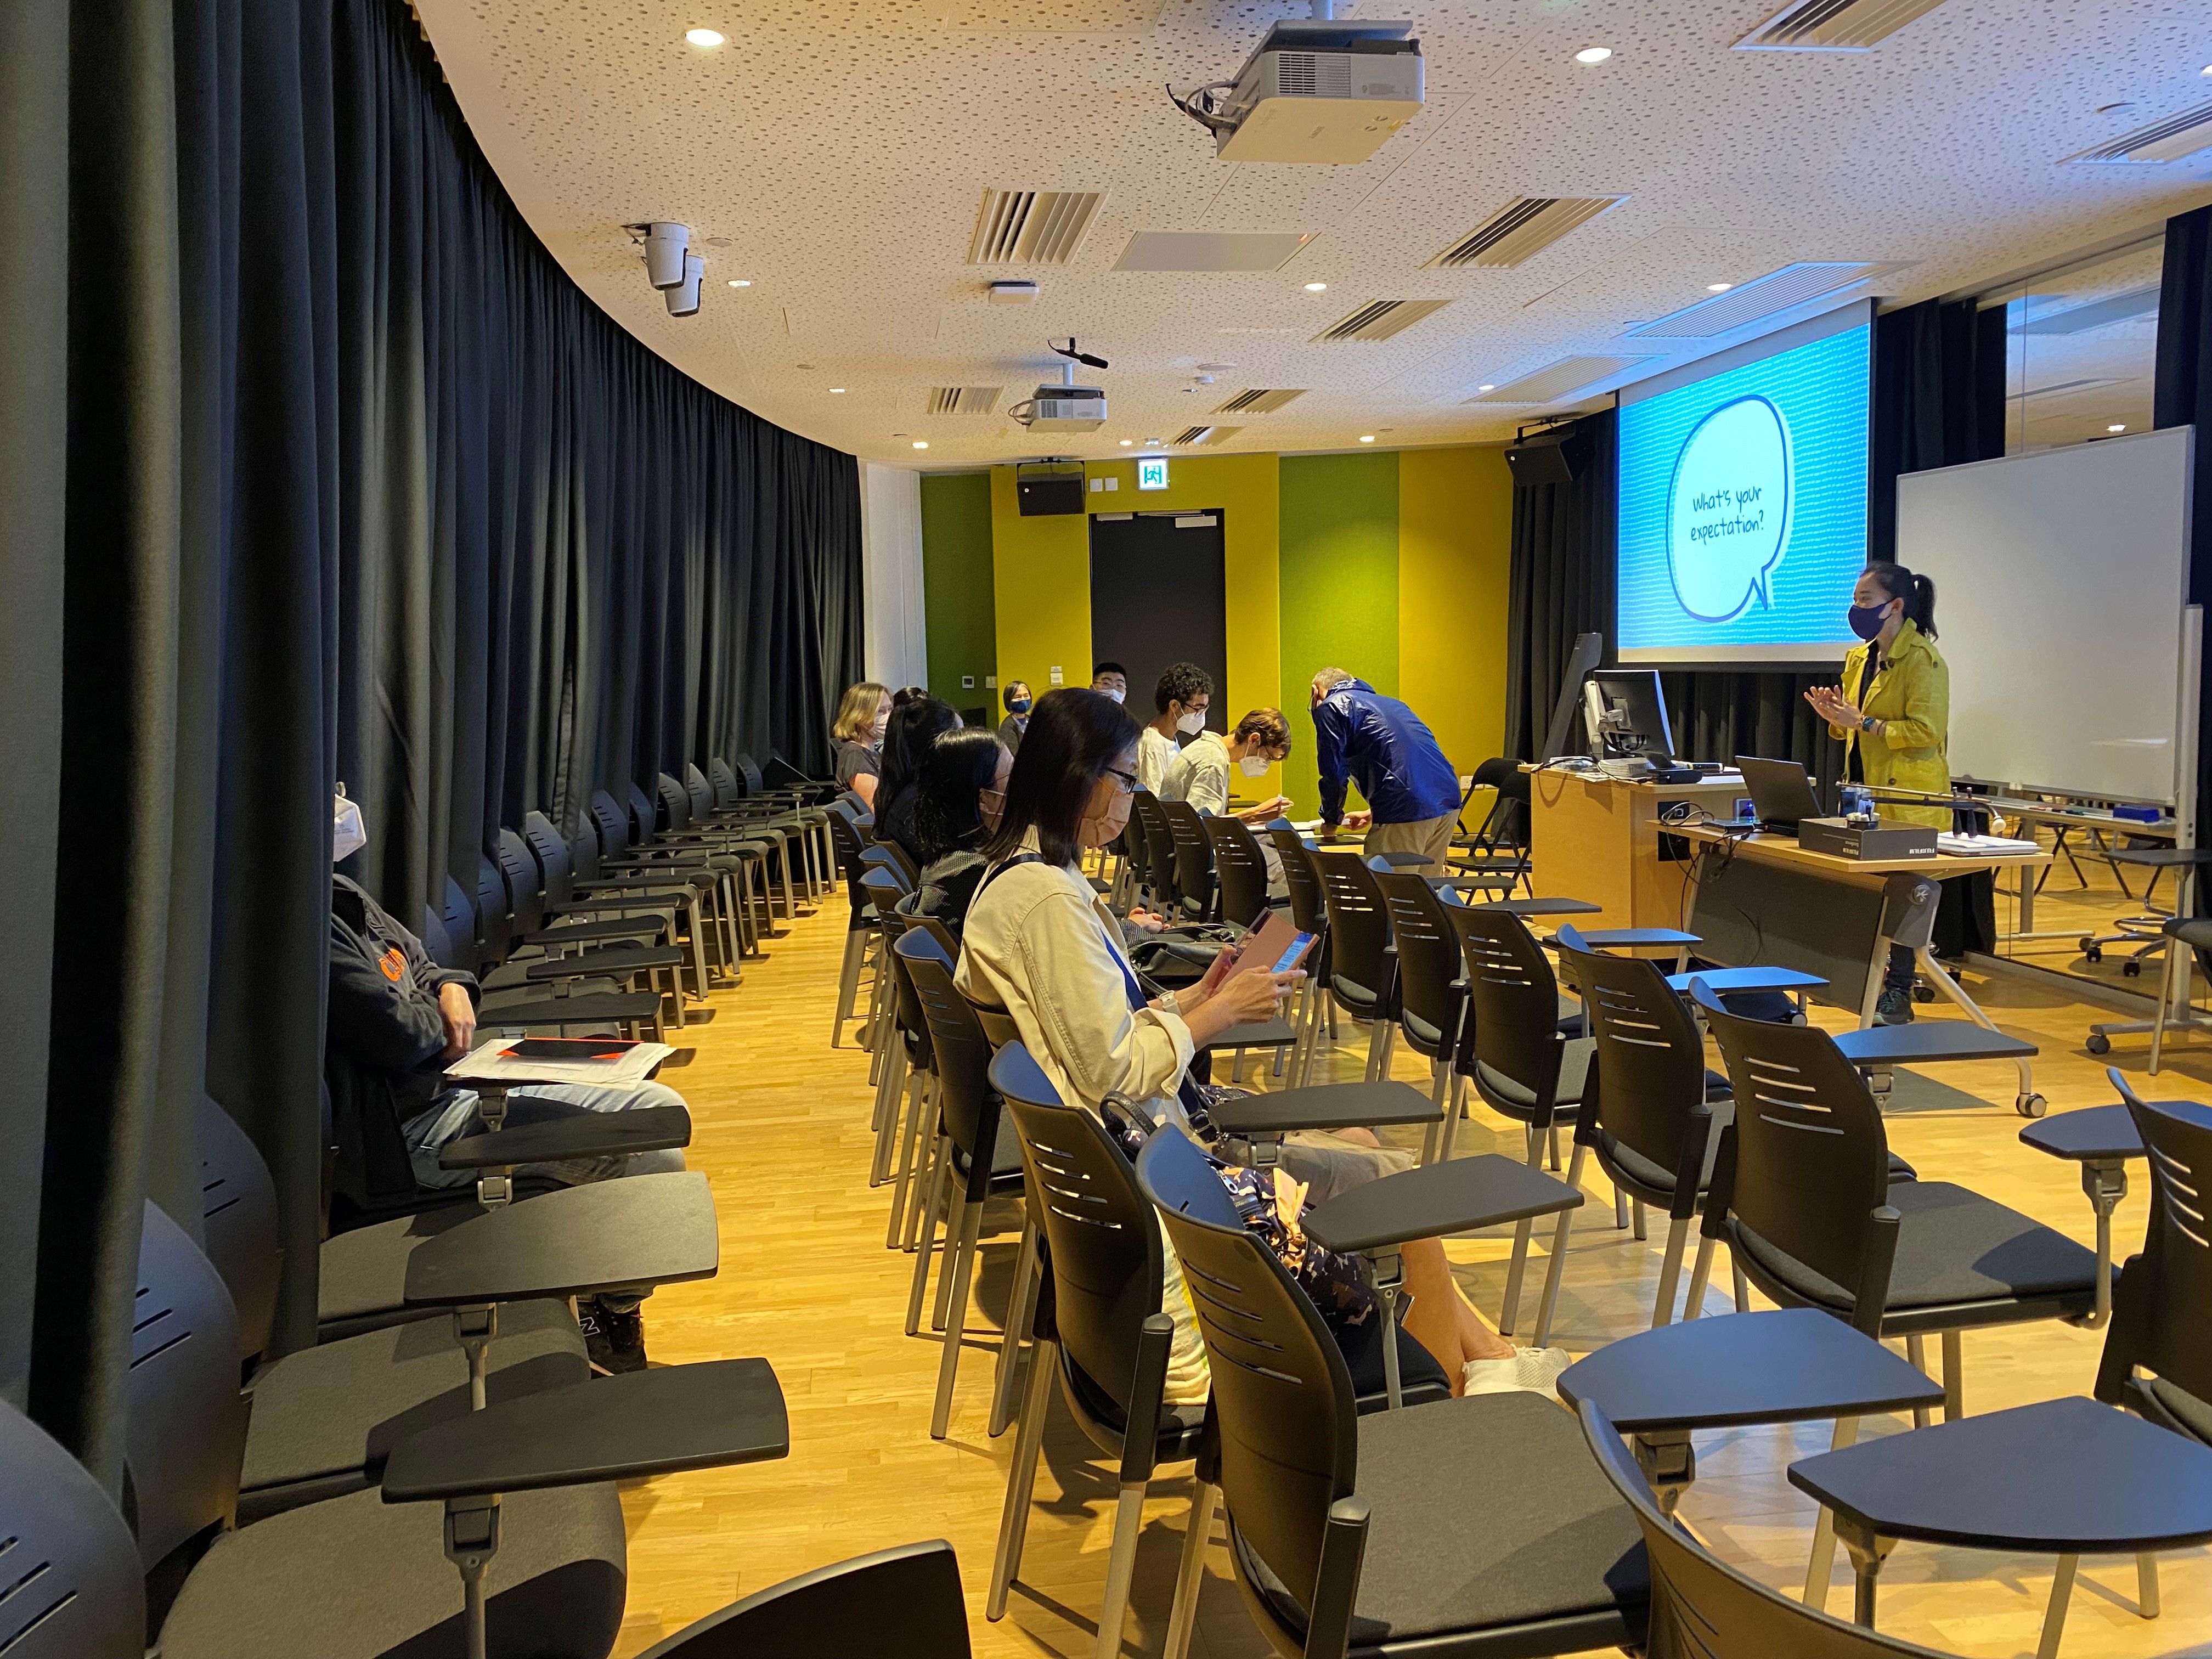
[1662,825,2051,1114]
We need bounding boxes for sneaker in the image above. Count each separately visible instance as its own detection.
[1875,986,1915,1026]
[580,1304,648,1375]
[1462,1346,1572,1401]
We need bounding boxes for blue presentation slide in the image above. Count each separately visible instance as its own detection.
[1616,321,1870,664]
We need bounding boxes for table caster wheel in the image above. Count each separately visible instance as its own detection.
[2086,1032,2111,1056]
[2122,960,2142,978]
[2016,1093,2048,1118]
[2083,945,2103,963]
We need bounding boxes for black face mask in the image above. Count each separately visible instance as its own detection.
[1847,601,1893,642]
[1007,699,1031,715]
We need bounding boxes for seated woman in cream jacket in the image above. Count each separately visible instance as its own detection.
[957,687,1550,1400]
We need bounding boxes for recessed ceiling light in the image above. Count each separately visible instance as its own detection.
[1477,383,1496,392]
[829,387,846,393]
[1707,282,1733,292]
[727,279,751,287]
[2109,423,2128,432]
[2202,64,2211,76]
[685,27,725,46]
[1119,439,1133,447]
[912,440,929,449]
[1359,435,1376,443]
[1575,46,1612,64]
[1144,438,1161,447]
[1304,282,1328,291]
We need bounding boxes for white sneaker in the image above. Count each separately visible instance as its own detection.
[1461,1346,1572,1401]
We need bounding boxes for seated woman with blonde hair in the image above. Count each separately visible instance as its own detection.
[956,687,1562,1400]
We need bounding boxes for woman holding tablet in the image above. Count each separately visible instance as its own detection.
[1804,560,1950,1025]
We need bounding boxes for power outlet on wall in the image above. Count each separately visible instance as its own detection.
[962,676,975,689]
[1049,666,1063,685]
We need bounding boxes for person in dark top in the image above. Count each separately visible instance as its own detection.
[325,807,685,1374]
[873,696,962,865]
[1308,668,1463,874]
[907,727,1012,935]
[831,681,891,807]
[996,680,1032,754]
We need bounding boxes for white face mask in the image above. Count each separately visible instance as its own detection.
[332,793,367,864]
[1176,709,1206,736]
[1238,754,1272,777]
[1101,687,1125,704]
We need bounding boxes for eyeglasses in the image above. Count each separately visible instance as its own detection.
[1103,766,1139,794]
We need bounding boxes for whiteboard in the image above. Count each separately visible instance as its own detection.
[1894,426,2194,804]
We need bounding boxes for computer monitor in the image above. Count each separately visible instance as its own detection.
[1536,632,1604,762]
[1584,669,1675,764]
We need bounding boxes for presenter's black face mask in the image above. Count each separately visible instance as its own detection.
[1846,601,1894,642]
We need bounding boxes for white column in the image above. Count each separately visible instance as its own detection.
[860,462,928,690]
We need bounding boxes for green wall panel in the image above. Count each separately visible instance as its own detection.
[920,472,996,710]
[1277,452,1400,817]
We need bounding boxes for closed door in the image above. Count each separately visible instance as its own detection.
[1089,511,1227,718]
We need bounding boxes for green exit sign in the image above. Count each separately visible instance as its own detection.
[1136,455,1169,490]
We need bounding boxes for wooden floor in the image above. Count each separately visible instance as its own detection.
[608,882,2212,1659]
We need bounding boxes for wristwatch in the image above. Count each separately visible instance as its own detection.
[1860,713,1879,733]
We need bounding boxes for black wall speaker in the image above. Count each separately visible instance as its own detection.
[1504,428,1589,488]
[1015,467,1086,516]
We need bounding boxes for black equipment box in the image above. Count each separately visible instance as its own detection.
[1798,817,1938,861]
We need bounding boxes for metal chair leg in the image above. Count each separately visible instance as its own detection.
[1093,1474,1149,1659]
[2151,935,2180,1074]
[1652,1216,1690,1328]
[1940,1329,1963,1421]
[1803,1415,1861,1609]
[905,1139,951,1335]
[930,1200,985,1439]
[1164,1480,1217,1659]
[887,1072,928,1248]
[1731,1256,1750,1312]
[1681,1233,1717,1321]
[831,929,865,1046]
[1905,1334,1931,1427]
[1631,1197,1647,1240]
[1499,1217,1533,1336]
[2137,1553,2161,1618]
[989,1217,1039,1438]
[2035,1555,2079,1659]
[988,1335,1057,1620]
[1533,1206,1574,1347]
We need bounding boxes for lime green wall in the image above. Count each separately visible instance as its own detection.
[919,472,996,704]
[1278,451,1401,815]
[924,444,1516,816]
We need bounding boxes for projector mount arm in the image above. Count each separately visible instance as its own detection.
[1169,81,1238,136]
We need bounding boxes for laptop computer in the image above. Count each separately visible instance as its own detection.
[1733,755,1826,833]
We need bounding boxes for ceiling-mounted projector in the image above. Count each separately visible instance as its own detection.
[1171,12,1422,164]
[1008,338,1109,433]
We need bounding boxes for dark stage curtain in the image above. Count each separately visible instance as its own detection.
[0,0,860,1486]
[2154,203,2212,933]
[1869,296,2008,564]
[1503,410,1616,764]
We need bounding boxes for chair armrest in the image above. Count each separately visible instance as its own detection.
[436,1103,691,1171]
[1119,1315,1174,1484]
[403,1170,719,1307]
[380,1357,787,1503]
[1209,1080,1442,1138]
[1302,1154,1581,1255]
[1306,1498,1370,1659]
[472,991,663,1028]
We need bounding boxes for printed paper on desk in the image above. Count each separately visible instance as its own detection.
[447,1036,674,1086]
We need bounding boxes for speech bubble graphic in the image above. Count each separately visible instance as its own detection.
[1666,394,1791,622]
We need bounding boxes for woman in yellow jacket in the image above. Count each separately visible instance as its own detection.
[1805,560,1948,1024]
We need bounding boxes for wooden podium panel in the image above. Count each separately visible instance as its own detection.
[1525,770,1747,932]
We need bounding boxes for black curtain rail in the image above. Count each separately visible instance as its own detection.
[1,0,861,1493]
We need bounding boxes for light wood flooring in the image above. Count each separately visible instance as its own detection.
[608,884,2212,1659]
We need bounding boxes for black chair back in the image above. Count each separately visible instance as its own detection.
[1576,1400,1942,1658]
[589,789,632,858]
[441,874,480,972]
[1161,799,1216,922]
[870,840,921,889]
[1466,757,1531,853]
[1269,830,1326,935]
[523,811,574,906]
[1375,872,1462,1058]
[1448,904,1565,1107]
[992,1044,1164,1426]
[896,934,1002,1203]
[1119,802,1153,898]
[636,1539,970,1659]
[475,853,516,966]
[707,755,744,809]
[1692,981,1897,1331]
[0,1400,145,1658]
[657,772,695,836]
[1203,816,1273,930]
[1136,1126,1357,1625]
[1557,924,1718,1183]
[1130,792,1180,913]
[683,763,719,823]
[627,780,665,841]
[735,752,769,794]
[195,1096,280,1367]
[877,907,935,1073]
[125,1204,246,1584]
[1314,852,1391,1011]
[496,828,546,938]
[2100,1080,2212,1420]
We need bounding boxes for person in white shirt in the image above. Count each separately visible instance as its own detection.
[958,687,1555,1401]
[1161,707,1293,822]
[1136,661,1211,794]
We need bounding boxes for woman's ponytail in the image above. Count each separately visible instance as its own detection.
[1863,561,1936,640]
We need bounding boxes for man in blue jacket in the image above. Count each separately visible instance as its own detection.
[1310,667,1463,874]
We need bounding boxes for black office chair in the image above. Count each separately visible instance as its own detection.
[633,1540,972,1658]
[895,932,1028,1440]
[1453,758,1533,894]
[1134,1125,1650,1659]
[1575,1399,1950,1658]
[1162,798,1220,924]
[1373,872,1467,1160]
[2098,1085,2212,1448]
[827,808,886,1046]
[1270,828,1336,1085]
[1203,813,1278,933]
[1313,851,1398,1082]
[1131,790,1182,916]
[1689,979,2103,1429]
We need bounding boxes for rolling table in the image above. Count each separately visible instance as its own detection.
[1663,825,2051,1115]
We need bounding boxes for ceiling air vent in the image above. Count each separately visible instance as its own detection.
[2066,101,2212,165]
[1314,299,1451,343]
[1624,262,1905,340]
[968,189,1106,266]
[1427,196,1625,269]
[1465,357,1658,404]
[1736,0,1951,50]
[1171,425,1244,447]
[1215,388,1305,415]
[927,386,1003,415]
[2012,287,2162,335]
